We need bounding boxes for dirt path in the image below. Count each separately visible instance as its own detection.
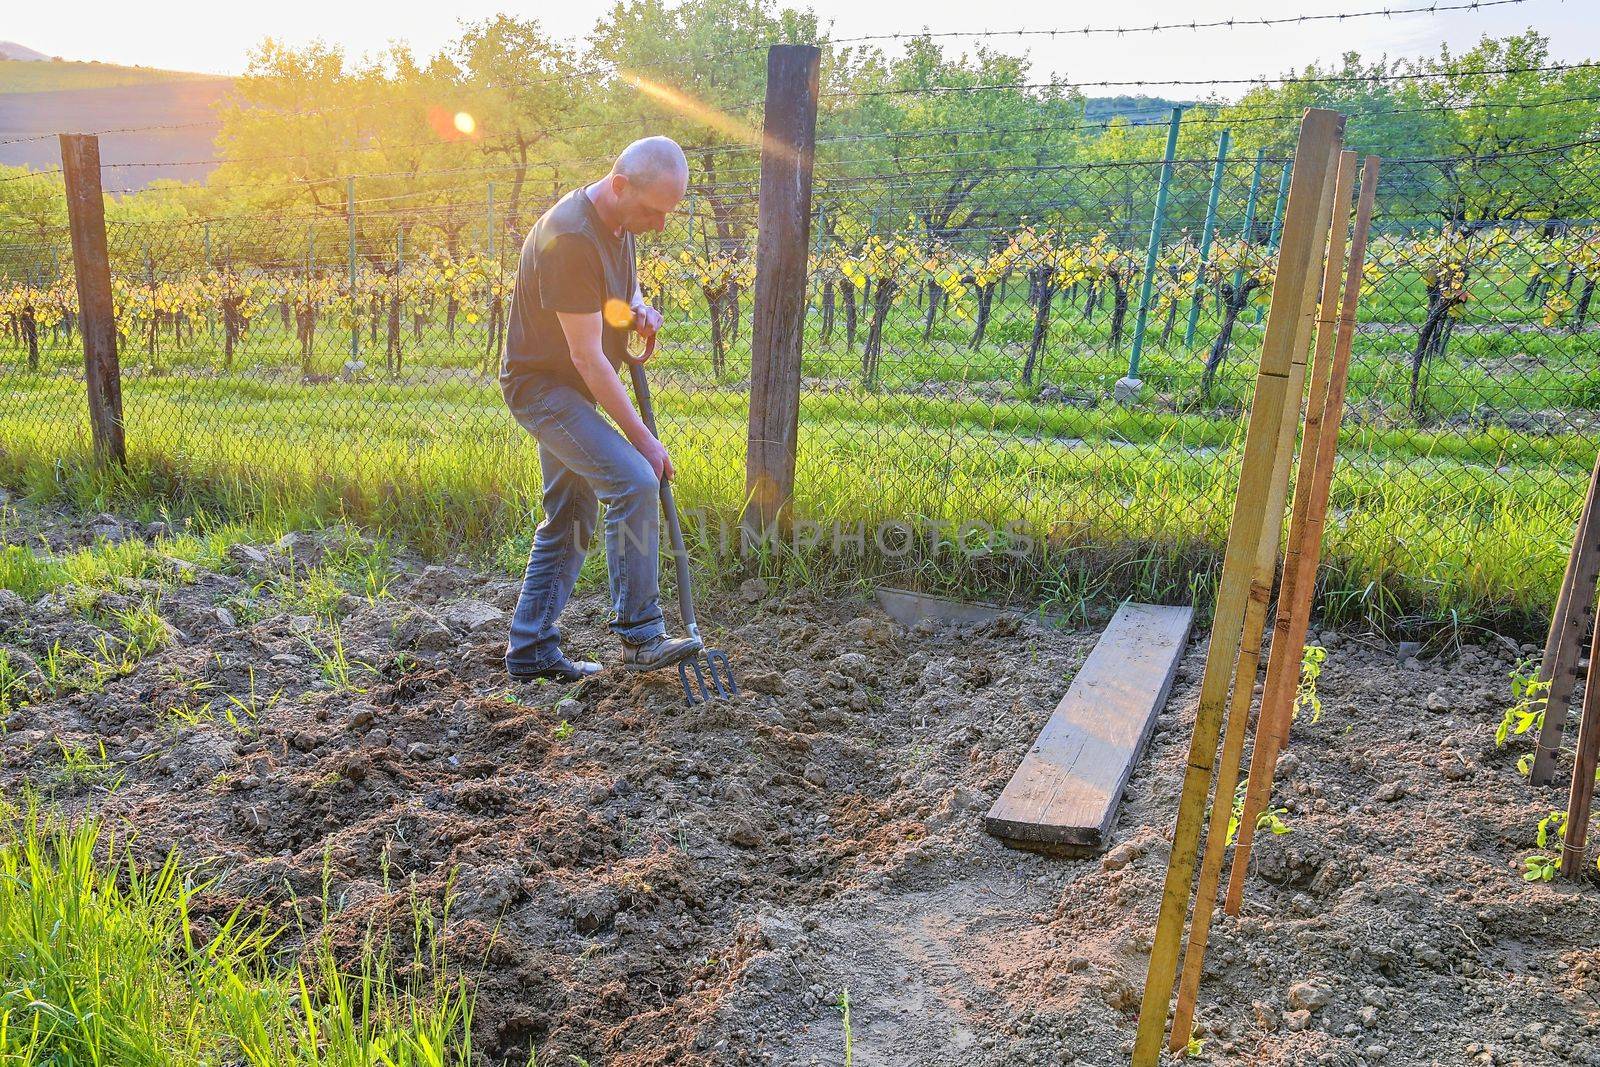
[2,496,1597,1065]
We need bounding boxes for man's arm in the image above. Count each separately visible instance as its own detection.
[555,310,673,481]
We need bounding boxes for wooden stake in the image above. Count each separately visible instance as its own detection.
[1131,109,1345,1067]
[1562,603,1600,880]
[1530,451,1600,786]
[1167,148,1354,1053]
[1225,156,1382,914]
[59,133,125,466]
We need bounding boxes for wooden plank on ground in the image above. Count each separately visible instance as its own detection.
[984,602,1194,854]
[875,587,1009,627]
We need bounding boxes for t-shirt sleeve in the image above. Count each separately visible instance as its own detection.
[537,232,604,313]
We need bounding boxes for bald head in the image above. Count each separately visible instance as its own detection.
[615,136,689,198]
[595,136,688,234]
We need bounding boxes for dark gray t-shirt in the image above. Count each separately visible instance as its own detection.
[500,187,637,408]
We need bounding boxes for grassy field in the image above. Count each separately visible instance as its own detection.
[0,59,219,94]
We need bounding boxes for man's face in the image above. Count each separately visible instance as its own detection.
[613,173,685,234]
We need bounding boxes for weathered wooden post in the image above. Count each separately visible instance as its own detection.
[743,43,821,549]
[59,133,125,467]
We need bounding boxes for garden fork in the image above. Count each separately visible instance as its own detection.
[624,335,738,705]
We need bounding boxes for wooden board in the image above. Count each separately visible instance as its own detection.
[984,602,1194,854]
[875,587,1010,627]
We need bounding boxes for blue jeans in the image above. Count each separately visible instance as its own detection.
[504,377,665,671]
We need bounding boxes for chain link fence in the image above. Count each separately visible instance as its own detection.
[2,133,1596,629]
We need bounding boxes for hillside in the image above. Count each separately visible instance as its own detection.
[0,57,219,94]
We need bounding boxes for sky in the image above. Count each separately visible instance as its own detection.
[11,0,1597,93]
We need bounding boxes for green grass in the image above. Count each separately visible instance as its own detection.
[0,359,1577,634]
[0,799,473,1065]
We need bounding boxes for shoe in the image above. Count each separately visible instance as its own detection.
[508,654,603,683]
[620,633,702,673]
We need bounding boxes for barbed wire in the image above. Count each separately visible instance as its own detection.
[819,0,1533,49]
[826,61,1600,100]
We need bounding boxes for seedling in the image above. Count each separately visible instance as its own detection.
[1495,657,1550,755]
[1294,644,1327,723]
[553,720,575,742]
[1524,853,1560,882]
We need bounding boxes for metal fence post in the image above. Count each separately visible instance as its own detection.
[203,221,215,341]
[1233,149,1267,296]
[744,43,821,548]
[59,133,125,466]
[1257,162,1293,323]
[1185,128,1231,348]
[347,176,359,361]
[1120,106,1182,402]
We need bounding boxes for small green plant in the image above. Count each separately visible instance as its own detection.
[0,648,36,721]
[301,625,369,692]
[222,665,280,733]
[1225,778,1291,846]
[1524,853,1560,881]
[1293,644,1328,723]
[113,595,173,659]
[55,738,121,790]
[1186,1034,1208,1058]
[1496,657,1550,756]
[553,720,575,742]
[1537,809,1567,849]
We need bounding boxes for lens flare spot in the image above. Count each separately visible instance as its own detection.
[454,112,476,135]
[603,298,636,329]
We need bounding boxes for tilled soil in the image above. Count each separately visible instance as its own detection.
[2,497,1598,1067]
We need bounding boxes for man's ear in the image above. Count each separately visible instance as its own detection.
[609,172,630,199]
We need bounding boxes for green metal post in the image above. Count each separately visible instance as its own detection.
[1184,128,1230,348]
[1232,149,1267,296]
[487,181,496,261]
[1123,106,1182,393]
[347,176,359,360]
[1255,161,1292,323]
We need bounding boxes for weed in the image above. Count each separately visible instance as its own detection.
[554,720,575,742]
[54,738,122,791]
[0,648,36,721]
[113,595,174,658]
[1294,644,1328,723]
[222,665,280,733]
[300,625,370,692]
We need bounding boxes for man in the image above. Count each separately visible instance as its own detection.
[499,136,703,683]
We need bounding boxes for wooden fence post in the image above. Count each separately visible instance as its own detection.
[743,43,821,547]
[59,133,125,467]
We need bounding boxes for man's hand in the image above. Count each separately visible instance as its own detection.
[635,432,675,482]
[632,303,663,348]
